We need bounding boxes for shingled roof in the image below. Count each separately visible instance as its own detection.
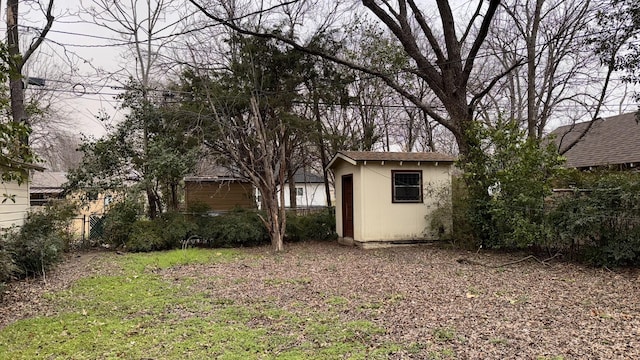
[327,151,456,169]
[549,111,640,169]
[30,171,68,194]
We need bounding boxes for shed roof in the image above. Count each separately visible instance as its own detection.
[30,171,68,195]
[184,176,246,183]
[326,151,456,169]
[30,171,67,188]
[291,170,324,183]
[549,111,640,168]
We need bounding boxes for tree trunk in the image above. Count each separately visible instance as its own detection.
[287,163,297,210]
[146,186,159,219]
[526,0,544,140]
[7,0,27,134]
[6,0,54,145]
[169,182,179,211]
[312,92,332,208]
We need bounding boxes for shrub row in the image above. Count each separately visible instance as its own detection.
[444,121,640,267]
[101,205,336,252]
[448,170,640,267]
[546,171,640,266]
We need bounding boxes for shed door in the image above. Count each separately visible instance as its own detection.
[342,174,354,238]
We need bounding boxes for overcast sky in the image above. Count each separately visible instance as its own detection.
[5,1,640,141]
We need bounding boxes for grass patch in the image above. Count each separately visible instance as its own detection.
[0,248,402,359]
[118,248,241,273]
[433,327,457,342]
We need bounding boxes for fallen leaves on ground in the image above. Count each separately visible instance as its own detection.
[1,242,639,359]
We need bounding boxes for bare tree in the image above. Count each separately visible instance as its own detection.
[478,0,601,139]
[33,131,83,171]
[79,0,187,218]
[188,0,515,158]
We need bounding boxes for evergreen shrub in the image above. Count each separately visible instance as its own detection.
[0,203,75,281]
[548,171,640,266]
[197,209,269,247]
[286,208,337,242]
[103,198,141,248]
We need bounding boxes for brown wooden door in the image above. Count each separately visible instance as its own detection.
[342,175,354,238]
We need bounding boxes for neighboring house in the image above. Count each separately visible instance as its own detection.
[550,111,640,170]
[282,171,329,208]
[30,171,67,206]
[256,170,332,209]
[0,164,44,228]
[327,151,455,249]
[28,171,117,239]
[0,175,31,228]
[184,176,256,213]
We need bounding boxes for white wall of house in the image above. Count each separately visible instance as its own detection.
[332,161,452,246]
[256,182,332,209]
[0,180,30,228]
[281,183,328,208]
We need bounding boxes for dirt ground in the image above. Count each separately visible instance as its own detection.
[1,242,639,359]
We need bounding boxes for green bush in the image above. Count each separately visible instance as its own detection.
[156,211,198,248]
[124,212,197,252]
[458,120,565,249]
[103,198,142,248]
[286,208,337,242]
[126,220,164,252]
[547,171,640,266]
[0,245,16,283]
[197,209,269,247]
[0,203,75,280]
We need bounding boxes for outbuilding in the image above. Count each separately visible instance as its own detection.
[326,151,455,248]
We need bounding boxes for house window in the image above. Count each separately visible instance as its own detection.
[392,170,422,203]
[296,187,304,196]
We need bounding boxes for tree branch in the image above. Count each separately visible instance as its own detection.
[471,58,526,108]
[188,0,453,131]
[23,0,55,65]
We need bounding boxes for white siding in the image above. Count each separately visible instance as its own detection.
[256,183,333,209]
[281,183,328,208]
[0,180,30,228]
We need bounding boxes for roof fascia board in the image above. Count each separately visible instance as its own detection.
[326,153,357,170]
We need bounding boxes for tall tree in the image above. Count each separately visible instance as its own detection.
[6,0,54,142]
[558,0,639,153]
[479,0,600,139]
[592,0,639,103]
[67,81,200,217]
[179,34,310,251]
[188,0,513,158]
[80,0,190,216]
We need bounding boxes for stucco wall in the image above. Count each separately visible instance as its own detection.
[0,180,29,228]
[332,160,452,243]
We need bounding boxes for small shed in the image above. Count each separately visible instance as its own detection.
[326,151,455,248]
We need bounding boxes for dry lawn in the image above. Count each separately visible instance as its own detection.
[1,241,639,359]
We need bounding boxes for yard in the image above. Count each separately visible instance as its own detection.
[0,242,638,359]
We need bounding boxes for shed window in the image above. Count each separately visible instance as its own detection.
[392,170,422,203]
[296,187,304,196]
